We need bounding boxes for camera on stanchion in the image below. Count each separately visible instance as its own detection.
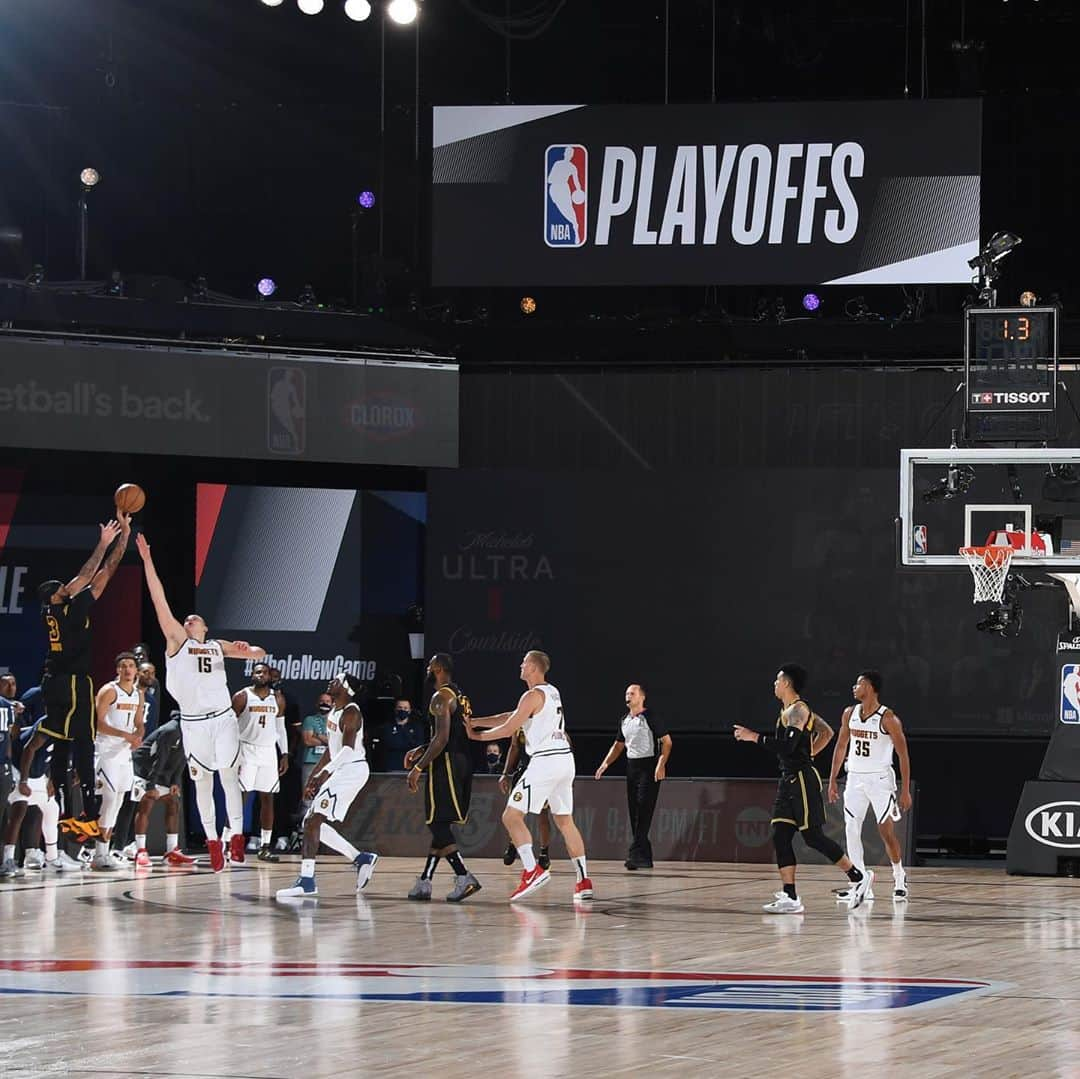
[976,572,1033,638]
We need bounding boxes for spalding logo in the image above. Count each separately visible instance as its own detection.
[1024,801,1080,849]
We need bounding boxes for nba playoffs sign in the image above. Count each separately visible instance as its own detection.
[432,100,981,286]
[0,336,458,468]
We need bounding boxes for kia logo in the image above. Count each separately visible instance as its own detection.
[1024,801,1080,849]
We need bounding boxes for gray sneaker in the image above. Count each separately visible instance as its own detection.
[446,872,482,903]
[0,857,24,879]
[23,849,45,870]
[407,876,432,901]
[90,854,118,872]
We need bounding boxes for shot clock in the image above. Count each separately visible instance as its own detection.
[964,305,1058,436]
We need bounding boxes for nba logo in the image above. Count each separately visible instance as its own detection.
[1061,665,1080,724]
[913,525,928,555]
[267,367,306,455]
[544,144,587,248]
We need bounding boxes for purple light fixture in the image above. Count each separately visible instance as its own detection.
[257,277,277,298]
[358,190,376,209]
[802,292,821,312]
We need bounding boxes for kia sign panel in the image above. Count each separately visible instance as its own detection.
[0,336,458,467]
[432,100,981,286]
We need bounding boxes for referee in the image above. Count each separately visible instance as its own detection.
[594,683,672,870]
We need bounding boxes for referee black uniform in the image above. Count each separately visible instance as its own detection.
[597,700,671,870]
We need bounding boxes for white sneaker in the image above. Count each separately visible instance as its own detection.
[763,894,804,914]
[246,836,260,853]
[893,878,909,901]
[90,854,118,872]
[276,876,318,900]
[835,885,875,902]
[847,869,875,910]
[274,836,289,852]
[121,842,137,859]
[23,849,45,870]
[109,850,127,866]
[77,847,93,866]
[51,850,86,871]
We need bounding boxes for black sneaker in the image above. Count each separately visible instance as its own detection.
[537,847,551,870]
[502,842,517,866]
[257,845,280,863]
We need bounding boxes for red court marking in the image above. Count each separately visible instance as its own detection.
[194,483,228,586]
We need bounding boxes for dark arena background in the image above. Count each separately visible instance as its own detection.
[3,2,1080,1076]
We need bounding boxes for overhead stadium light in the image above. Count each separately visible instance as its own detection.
[297,0,325,13]
[80,167,100,189]
[345,0,372,19]
[261,0,285,6]
[387,0,418,25]
[257,277,277,297]
[802,292,821,312]
[357,190,376,208]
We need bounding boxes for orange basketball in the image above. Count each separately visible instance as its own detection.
[114,483,146,514]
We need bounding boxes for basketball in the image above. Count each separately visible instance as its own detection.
[571,189,585,205]
[114,483,146,514]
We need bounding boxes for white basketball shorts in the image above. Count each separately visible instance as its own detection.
[182,711,241,777]
[239,742,281,794]
[306,761,370,824]
[8,773,51,809]
[510,751,575,816]
[95,751,135,801]
[844,768,901,824]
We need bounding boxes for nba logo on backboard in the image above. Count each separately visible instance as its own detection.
[913,524,928,555]
[544,145,587,248]
[267,367,306,455]
[1061,664,1080,724]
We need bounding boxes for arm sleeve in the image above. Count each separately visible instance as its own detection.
[276,716,289,755]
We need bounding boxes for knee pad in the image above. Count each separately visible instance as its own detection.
[98,786,123,831]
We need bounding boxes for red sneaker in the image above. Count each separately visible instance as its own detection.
[134,849,152,868]
[229,834,246,864]
[165,849,196,867]
[574,877,594,900]
[207,839,225,873]
[509,865,550,902]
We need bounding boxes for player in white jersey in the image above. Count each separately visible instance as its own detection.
[827,670,913,900]
[91,652,145,871]
[233,661,289,862]
[136,532,266,874]
[277,673,377,900]
[467,650,593,903]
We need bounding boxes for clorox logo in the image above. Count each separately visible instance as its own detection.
[1024,801,1080,849]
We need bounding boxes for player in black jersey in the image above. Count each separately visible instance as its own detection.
[28,513,131,831]
[404,653,481,902]
[735,664,873,913]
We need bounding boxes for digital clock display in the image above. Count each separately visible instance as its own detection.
[968,308,1054,375]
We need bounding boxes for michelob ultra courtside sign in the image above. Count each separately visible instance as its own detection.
[431,100,981,287]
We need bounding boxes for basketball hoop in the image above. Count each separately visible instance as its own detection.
[960,545,1014,603]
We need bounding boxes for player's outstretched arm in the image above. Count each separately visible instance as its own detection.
[65,520,121,596]
[468,711,512,729]
[594,739,625,779]
[89,512,132,599]
[467,690,541,743]
[882,710,913,811]
[219,640,267,660]
[135,533,185,648]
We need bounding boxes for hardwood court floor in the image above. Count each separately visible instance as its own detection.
[1,857,1078,1079]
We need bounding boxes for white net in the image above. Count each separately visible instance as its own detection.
[960,545,1014,603]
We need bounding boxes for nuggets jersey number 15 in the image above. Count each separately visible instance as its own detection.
[166,638,230,717]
